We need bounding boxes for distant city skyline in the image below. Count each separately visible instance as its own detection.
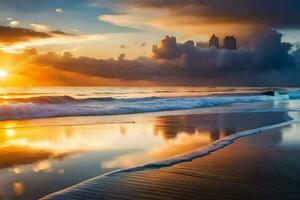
[209,34,237,49]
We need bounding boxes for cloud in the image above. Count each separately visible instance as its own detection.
[118,53,126,60]
[4,18,20,27]
[99,14,151,29]
[0,26,104,53]
[30,23,50,32]
[291,44,300,66]
[34,51,163,81]
[28,29,300,86]
[94,0,300,41]
[120,44,127,49]
[0,26,51,44]
[9,20,20,27]
[113,0,300,28]
[1,26,298,86]
[49,30,75,36]
[55,8,64,13]
[152,30,294,70]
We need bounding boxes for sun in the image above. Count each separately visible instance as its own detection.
[0,70,8,78]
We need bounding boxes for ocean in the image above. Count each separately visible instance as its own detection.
[0,87,300,200]
[0,87,298,121]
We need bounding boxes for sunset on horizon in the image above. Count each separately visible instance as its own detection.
[0,1,300,200]
[0,0,300,86]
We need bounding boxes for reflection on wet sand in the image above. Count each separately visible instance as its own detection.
[0,112,290,170]
[42,115,300,200]
[0,146,68,169]
[103,112,289,168]
[14,182,24,197]
[155,112,290,140]
[0,111,291,200]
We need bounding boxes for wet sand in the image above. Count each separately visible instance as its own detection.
[0,110,293,200]
[43,120,300,200]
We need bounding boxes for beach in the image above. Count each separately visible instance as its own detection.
[43,117,300,200]
[1,1,300,199]
[0,87,299,200]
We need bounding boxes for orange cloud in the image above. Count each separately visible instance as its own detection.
[0,26,106,54]
[0,30,298,87]
[0,49,155,86]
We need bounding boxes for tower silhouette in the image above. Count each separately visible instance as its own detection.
[223,36,237,49]
[209,34,220,48]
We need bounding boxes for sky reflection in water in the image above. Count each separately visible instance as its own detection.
[0,111,296,200]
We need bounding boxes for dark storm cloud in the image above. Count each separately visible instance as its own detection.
[31,29,300,86]
[152,30,294,70]
[0,26,51,44]
[113,0,300,28]
[34,51,166,81]
[291,44,300,66]
[0,26,76,44]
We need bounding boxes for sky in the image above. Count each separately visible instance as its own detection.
[0,0,300,86]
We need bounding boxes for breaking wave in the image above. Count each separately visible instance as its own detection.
[0,91,298,121]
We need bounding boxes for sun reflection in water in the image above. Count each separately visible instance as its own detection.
[33,161,53,173]
[5,129,15,137]
[0,114,247,171]
[13,167,23,174]
[14,182,24,197]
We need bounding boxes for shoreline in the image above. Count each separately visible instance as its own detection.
[42,119,299,200]
[0,105,297,200]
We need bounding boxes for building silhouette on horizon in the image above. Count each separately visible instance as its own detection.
[209,34,220,48]
[209,34,237,50]
[223,36,237,50]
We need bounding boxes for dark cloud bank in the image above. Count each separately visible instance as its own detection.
[108,0,300,28]
[0,26,51,44]
[0,26,72,44]
[33,29,300,86]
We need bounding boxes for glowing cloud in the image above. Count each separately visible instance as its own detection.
[0,26,106,53]
[55,8,64,13]
[30,23,50,32]
[9,20,20,27]
[99,15,150,29]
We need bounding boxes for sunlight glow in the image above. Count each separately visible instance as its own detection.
[0,70,8,78]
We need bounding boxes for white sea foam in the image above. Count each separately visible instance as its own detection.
[42,119,298,200]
